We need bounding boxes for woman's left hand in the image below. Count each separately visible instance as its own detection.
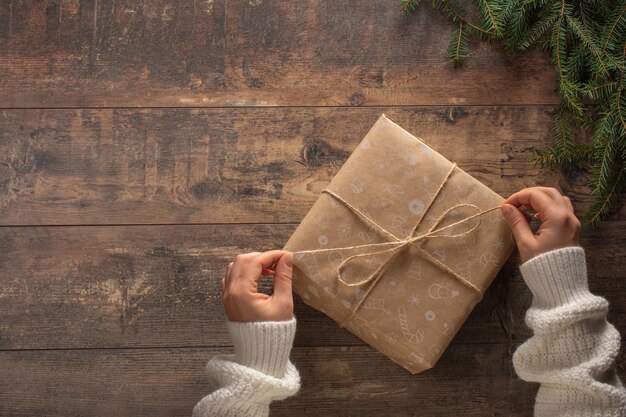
[221,250,295,322]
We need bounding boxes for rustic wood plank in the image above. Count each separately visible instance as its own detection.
[0,344,548,417]
[1,2,619,417]
[0,106,581,226]
[0,0,557,108]
[1,221,624,350]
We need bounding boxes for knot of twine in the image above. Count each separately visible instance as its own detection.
[295,163,501,325]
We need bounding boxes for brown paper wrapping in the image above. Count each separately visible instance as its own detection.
[283,114,515,374]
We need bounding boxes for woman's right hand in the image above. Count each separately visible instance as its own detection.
[500,187,581,262]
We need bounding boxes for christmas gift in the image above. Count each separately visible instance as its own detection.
[282,114,515,374]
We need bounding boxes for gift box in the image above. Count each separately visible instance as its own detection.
[283,114,515,374]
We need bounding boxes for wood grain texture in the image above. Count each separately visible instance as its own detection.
[0,0,557,108]
[0,106,572,226]
[1,1,624,416]
[1,222,624,350]
[0,344,546,417]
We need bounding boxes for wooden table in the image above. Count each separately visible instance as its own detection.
[0,1,623,416]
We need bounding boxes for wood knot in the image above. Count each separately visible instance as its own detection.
[302,141,327,168]
[347,93,365,106]
[301,140,351,169]
[444,107,469,124]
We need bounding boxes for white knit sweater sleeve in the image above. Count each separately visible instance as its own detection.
[192,318,300,417]
[513,246,626,416]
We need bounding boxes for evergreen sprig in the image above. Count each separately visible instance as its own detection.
[401,0,626,226]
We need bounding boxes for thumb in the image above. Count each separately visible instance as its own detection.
[272,252,294,302]
[501,204,534,246]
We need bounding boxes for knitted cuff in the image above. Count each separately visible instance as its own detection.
[519,246,596,308]
[227,317,297,378]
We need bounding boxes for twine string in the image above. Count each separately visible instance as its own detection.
[294,162,502,325]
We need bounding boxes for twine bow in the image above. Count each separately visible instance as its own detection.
[294,163,502,325]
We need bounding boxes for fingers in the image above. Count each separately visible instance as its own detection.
[272,252,294,302]
[563,195,574,212]
[534,187,576,213]
[503,187,581,262]
[228,252,262,286]
[533,186,563,201]
[505,187,577,219]
[227,250,289,287]
[501,204,535,249]
[221,261,233,294]
[256,250,290,267]
[503,187,554,213]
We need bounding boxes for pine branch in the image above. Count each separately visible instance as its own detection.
[617,88,626,131]
[552,8,568,83]
[401,0,626,225]
[478,0,504,37]
[564,11,612,76]
[553,13,586,116]
[601,5,626,57]
[578,0,590,30]
[522,0,552,9]
[533,104,586,166]
[581,80,619,100]
[428,0,492,37]
[504,2,530,50]
[516,12,557,51]
[448,22,470,66]
[499,0,517,26]
[586,163,626,225]
[581,0,612,18]
[400,0,421,13]
[590,112,617,197]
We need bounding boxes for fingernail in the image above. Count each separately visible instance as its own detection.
[285,253,293,268]
[501,204,512,217]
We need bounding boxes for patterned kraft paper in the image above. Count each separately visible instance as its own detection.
[283,114,516,374]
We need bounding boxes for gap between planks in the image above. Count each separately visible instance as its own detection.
[0,104,558,111]
[0,340,532,353]
[0,222,303,228]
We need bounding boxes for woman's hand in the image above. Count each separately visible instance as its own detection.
[221,250,294,322]
[501,187,581,262]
